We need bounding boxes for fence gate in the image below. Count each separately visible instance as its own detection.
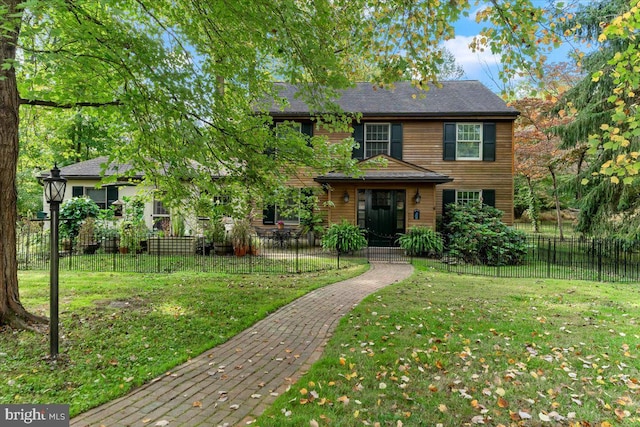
[364,231,410,263]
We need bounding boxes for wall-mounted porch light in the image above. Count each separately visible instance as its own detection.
[414,189,421,204]
[343,191,350,203]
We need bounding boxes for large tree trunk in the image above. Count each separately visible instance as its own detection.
[0,0,46,328]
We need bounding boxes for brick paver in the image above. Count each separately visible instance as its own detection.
[71,262,413,427]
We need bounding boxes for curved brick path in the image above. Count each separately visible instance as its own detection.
[71,262,413,427]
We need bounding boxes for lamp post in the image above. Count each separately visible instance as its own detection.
[43,165,67,359]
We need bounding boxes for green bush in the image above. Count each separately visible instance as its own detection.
[442,202,527,266]
[397,226,443,257]
[322,220,367,254]
[60,197,100,240]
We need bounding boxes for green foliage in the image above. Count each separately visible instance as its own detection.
[442,202,527,266]
[397,226,443,257]
[59,197,100,239]
[322,220,367,254]
[118,220,147,252]
[231,219,252,248]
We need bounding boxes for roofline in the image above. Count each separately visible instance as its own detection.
[314,176,454,184]
[271,112,519,119]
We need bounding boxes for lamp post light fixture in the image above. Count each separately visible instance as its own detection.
[43,164,67,359]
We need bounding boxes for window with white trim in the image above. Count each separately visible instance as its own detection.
[365,123,390,157]
[456,190,481,205]
[456,123,482,160]
[152,198,170,231]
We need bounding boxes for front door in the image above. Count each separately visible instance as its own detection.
[358,190,405,246]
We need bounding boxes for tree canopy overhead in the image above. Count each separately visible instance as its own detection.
[0,0,632,328]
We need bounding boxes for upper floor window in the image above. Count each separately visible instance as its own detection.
[365,123,390,157]
[456,123,482,160]
[443,122,496,162]
[352,122,403,160]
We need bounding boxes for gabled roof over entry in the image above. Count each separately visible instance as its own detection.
[315,155,453,184]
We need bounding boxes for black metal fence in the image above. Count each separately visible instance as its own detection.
[425,235,640,283]
[16,220,640,282]
[16,222,367,274]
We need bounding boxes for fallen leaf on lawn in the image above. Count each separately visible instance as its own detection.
[497,397,509,408]
[155,421,169,427]
[250,394,262,399]
[300,388,308,395]
[496,387,506,397]
[310,420,319,427]
[340,357,346,365]
[192,401,202,408]
[519,411,532,420]
[142,419,151,424]
[438,404,448,413]
[338,395,350,405]
[379,382,387,389]
[471,415,485,424]
[539,413,550,422]
[615,408,630,420]
[230,404,240,410]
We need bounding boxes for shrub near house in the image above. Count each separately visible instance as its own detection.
[442,202,527,266]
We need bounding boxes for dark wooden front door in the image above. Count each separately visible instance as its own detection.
[358,190,405,246]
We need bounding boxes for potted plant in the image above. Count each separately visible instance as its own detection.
[77,217,99,254]
[397,226,443,257]
[231,219,251,257]
[300,208,324,247]
[206,216,232,256]
[321,220,367,254]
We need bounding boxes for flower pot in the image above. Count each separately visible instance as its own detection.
[234,246,248,257]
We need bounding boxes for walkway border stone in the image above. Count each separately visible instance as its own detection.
[71,262,413,427]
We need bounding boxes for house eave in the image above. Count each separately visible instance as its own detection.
[314,176,454,185]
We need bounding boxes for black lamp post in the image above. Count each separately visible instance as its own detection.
[43,165,67,359]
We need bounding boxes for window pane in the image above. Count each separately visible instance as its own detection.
[365,123,390,157]
[86,188,106,209]
[457,141,480,158]
[154,199,169,215]
[456,123,482,159]
[456,191,481,205]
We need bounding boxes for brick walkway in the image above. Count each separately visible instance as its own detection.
[71,262,413,427]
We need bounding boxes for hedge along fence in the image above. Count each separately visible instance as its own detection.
[425,235,640,283]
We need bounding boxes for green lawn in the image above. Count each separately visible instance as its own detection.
[257,264,640,426]
[0,265,367,416]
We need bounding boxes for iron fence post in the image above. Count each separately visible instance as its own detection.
[598,239,603,282]
[547,238,551,278]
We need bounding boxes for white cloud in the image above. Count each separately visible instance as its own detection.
[443,35,501,78]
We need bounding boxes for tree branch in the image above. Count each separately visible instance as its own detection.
[19,98,121,108]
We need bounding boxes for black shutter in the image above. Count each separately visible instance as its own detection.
[443,123,456,161]
[482,189,496,207]
[483,122,496,162]
[301,122,313,136]
[352,123,364,160]
[263,205,276,225]
[390,123,403,160]
[106,187,118,206]
[442,189,456,213]
[72,186,84,198]
[301,122,313,148]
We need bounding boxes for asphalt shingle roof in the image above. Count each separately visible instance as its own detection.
[41,157,141,179]
[271,81,518,117]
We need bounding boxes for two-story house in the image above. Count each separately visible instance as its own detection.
[264,81,518,245]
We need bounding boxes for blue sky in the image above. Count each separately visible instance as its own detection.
[445,2,587,93]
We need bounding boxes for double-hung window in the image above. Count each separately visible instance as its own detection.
[365,123,390,157]
[456,190,481,205]
[456,123,482,160]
